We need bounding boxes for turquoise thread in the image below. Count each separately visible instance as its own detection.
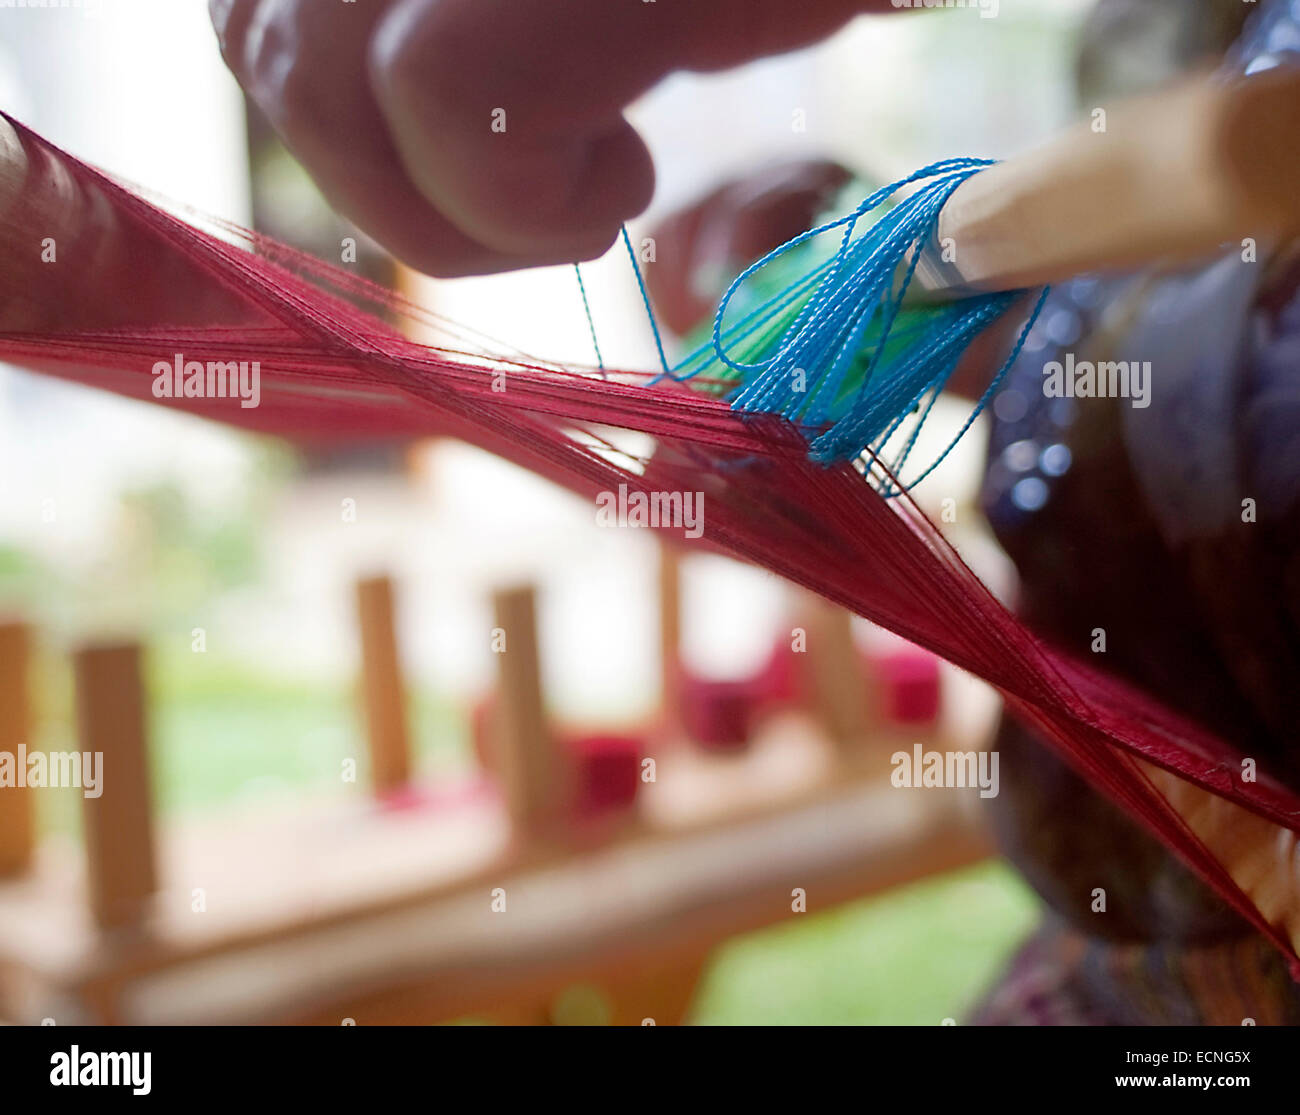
[705,157,1048,491]
[573,263,605,374]
[596,161,1049,497]
[621,225,671,376]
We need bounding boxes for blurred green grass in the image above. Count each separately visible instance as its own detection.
[29,652,471,835]
[691,860,1038,1025]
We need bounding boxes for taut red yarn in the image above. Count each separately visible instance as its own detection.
[2,115,1297,973]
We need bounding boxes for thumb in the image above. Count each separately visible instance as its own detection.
[368,0,894,261]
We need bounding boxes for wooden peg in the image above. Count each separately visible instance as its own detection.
[658,545,682,734]
[74,642,157,931]
[355,575,412,795]
[0,621,34,877]
[802,599,865,753]
[491,585,563,836]
[926,68,1300,297]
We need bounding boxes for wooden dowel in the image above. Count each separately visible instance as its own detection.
[658,545,682,733]
[74,642,156,931]
[802,600,865,754]
[925,68,1300,296]
[355,575,412,795]
[491,585,563,836]
[0,621,34,877]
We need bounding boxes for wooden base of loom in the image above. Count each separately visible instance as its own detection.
[0,714,994,1026]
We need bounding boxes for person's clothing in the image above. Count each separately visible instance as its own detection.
[971,918,1300,1027]
[972,0,1300,1026]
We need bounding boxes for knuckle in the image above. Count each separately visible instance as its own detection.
[208,0,267,70]
[207,0,238,41]
[240,5,316,132]
[367,7,418,106]
[368,1,459,118]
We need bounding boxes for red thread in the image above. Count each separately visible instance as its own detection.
[3,115,1297,968]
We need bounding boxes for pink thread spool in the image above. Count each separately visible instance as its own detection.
[872,647,941,726]
[680,674,756,752]
[751,635,805,712]
[567,734,643,819]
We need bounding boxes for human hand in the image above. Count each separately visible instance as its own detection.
[210,0,886,276]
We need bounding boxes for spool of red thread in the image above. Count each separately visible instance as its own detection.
[679,674,756,751]
[750,635,804,711]
[872,647,941,726]
[566,734,643,819]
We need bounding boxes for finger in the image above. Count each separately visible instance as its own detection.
[211,0,567,276]
[368,0,887,260]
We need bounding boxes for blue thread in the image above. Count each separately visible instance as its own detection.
[587,161,1049,497]
[884,286,1050,494]
[703,157,1048,493]
[573,263,605,374]
[663,260,832,386]
[621,225,671,376]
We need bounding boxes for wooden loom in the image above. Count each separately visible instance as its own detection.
[0,547,995,1026]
